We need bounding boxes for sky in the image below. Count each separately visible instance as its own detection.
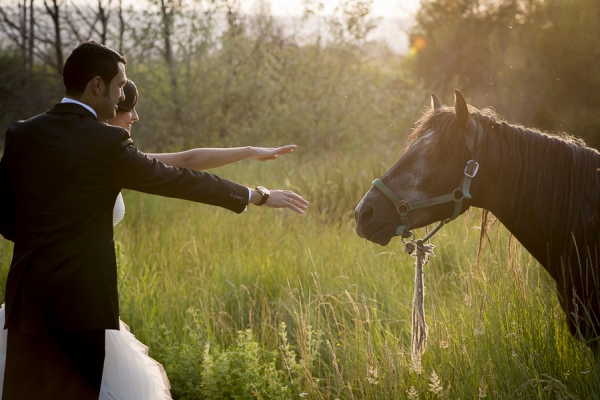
[242,0,421,19]
[240,0,421,53]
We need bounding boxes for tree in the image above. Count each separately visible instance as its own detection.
[0,0,35,67]
[43,0,63,75]
[64,0,114,44]
[409,0,600,145]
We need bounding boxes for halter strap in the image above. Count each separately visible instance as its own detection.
[373,120,486,241]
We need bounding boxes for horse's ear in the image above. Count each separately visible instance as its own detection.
[454,89,469,128]
[431,93,442,110]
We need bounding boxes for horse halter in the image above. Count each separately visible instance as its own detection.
[372,119,486,243]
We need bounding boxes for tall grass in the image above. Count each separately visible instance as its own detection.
[1,149,599,398]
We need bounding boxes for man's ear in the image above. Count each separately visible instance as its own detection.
[90,76,105,96]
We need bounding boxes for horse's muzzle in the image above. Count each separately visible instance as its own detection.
[354,201,395,245]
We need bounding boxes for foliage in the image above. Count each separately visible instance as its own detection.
[151,311,308,399]
[124,2,418,153]
[409,0,600,146]
[201,329,291,399]
[0,0,419,155]
[0,46,62,144]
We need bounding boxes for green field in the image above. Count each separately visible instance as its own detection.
[1,152,599,399]
[1,0,599,397]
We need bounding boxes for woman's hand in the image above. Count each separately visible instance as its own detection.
[253,145,296,161]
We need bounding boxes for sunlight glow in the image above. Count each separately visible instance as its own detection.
[409,35,426,55]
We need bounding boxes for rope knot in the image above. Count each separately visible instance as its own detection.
[406,239,435,261]
[404,241,416,255]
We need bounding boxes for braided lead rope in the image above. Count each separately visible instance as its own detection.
[404,239,435,373]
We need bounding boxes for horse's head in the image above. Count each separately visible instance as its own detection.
[355,90,483,245]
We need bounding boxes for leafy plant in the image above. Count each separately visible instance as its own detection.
[202,329,292,399]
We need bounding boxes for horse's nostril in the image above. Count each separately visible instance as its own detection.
[358,205,374,225]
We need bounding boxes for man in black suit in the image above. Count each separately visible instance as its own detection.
[0,41,307,399]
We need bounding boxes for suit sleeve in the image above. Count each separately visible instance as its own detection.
[113,130,249,213]
[0,129,17,242]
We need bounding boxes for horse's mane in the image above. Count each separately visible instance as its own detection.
[408,104,600,255]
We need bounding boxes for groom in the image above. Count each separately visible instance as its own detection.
[0,41,307,399]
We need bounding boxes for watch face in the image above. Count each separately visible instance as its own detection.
[256,186,270,206]
[257,186,270,196]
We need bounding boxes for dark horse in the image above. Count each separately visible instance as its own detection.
[355,90,600,358]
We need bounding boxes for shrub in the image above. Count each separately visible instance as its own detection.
[201,329,292,399]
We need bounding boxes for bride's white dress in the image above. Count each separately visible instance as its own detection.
[0,192,172,399]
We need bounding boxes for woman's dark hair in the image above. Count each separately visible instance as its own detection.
[117,80,138,112]
[63,41,127,96]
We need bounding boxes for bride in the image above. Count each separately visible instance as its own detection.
[0,79,298,399]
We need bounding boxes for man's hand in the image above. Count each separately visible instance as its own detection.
[250,189,308,214]
[253,145,296,161]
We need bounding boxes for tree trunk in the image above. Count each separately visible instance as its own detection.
[28,0,34,68]
[21,0,27,64]
[44,0,63,76]
[97,0,111,44]
[159,0,181,122]
[117,0,124,54]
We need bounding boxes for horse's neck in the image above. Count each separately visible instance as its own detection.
[472,124,600,272]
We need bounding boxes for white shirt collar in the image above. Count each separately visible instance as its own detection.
[61,97,98,118]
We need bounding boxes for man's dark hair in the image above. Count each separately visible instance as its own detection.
[63,41,127,96]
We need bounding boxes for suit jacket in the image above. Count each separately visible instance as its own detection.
[0,103,249,333]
